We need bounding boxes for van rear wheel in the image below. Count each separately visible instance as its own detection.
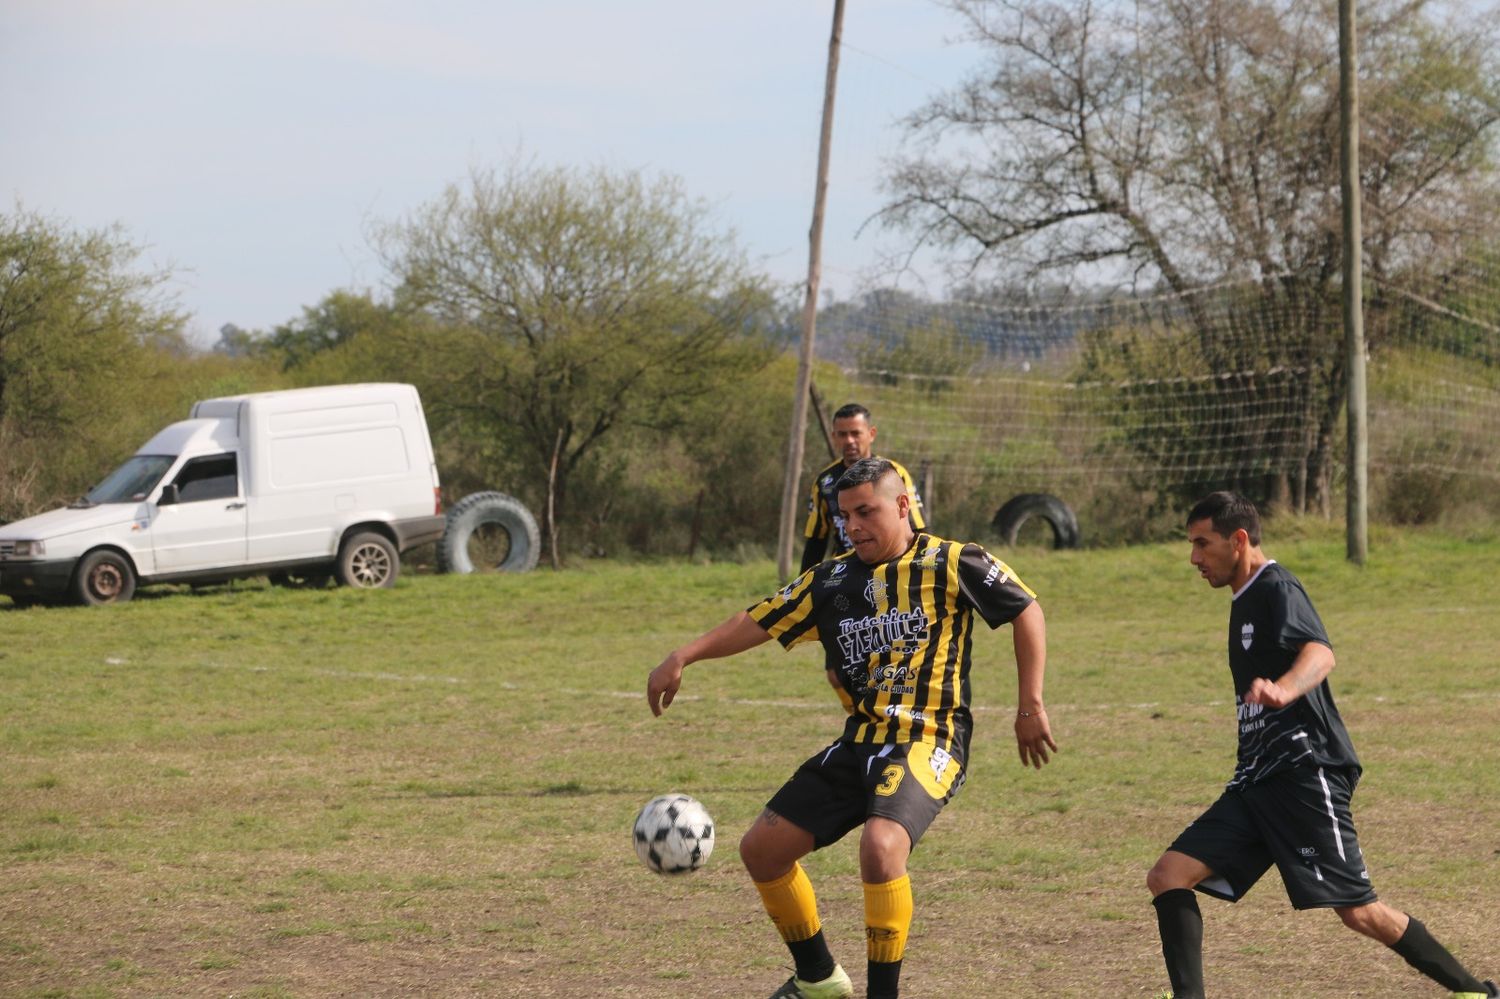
[73,550,138,605]
[336,532,399,589]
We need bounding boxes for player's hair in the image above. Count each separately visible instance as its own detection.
[832,402,872,423]
[1187,491,1262,546]
[835,456,898,495]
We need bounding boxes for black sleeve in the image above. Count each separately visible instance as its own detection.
[799,536,825,575]
[1271,579,1331,651]
[955,543,1036,629]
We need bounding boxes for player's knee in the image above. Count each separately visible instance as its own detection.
[1335,903,1387,938]
[858,820,911,882]
[738,827,768,874]
[738,822,802,882]
[1146,856,1184,896]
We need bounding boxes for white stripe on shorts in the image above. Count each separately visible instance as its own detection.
[1315,767,1347,861]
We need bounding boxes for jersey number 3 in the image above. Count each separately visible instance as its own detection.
[875,764,905,797]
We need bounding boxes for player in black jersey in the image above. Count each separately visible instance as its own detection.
[1147,492,1495,999]
[647,458,1057,999]
[800,403,926,575]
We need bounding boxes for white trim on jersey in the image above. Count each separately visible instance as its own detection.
[1231,558,1278,601]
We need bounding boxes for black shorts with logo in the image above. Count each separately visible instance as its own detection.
[1169,765,1378,910]
[767,740,967,850]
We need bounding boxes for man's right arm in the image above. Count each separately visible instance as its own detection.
[646,611,770,717]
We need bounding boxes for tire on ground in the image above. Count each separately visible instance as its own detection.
[72,548,138,605]
[336,531,400,588]
[992,493,1081,550]
[437,491,541,574]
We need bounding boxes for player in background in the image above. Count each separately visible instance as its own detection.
[800,403,925,575]
[648,458,1057,999]
[1146,491,1496,999]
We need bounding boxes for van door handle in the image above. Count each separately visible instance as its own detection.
[226,501,246,510]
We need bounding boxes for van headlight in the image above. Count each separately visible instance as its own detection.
[11,540,45,557]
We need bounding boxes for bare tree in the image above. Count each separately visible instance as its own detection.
[880,0,1500,510]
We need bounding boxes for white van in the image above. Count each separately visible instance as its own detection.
[0,383,445,606]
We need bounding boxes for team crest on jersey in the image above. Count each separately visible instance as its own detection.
[821,474,835,488]
[864,577,887,607]
[915,545,943,570]
[1241,622,1255,650]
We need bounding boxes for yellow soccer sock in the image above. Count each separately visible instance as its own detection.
[754,862,822,943]
[863,874,913,964]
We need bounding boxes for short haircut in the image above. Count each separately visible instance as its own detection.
[1187,491,1262,546]
[832,402,872,423]
[835,456,897,495]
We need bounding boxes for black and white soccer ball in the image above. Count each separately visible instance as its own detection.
[632,793,715,875]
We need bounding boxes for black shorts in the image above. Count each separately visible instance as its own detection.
[767,740,967,850]
[1169,766,1378,910]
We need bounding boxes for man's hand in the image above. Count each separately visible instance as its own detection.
[647,654,685,717]
[644,612,772,718]
[1243,676,1293,709]
[1015,709,1058,769]
[1243,642,1334,710]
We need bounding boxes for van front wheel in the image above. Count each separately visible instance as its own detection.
[73,550,138,605]
[336,532,399,589]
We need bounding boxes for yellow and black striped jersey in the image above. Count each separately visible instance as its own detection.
[802,456,927,556]
[748,532,1035,753]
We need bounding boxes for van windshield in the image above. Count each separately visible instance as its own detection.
[80,455,176,505]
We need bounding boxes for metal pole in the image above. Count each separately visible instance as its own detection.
[776,0,845,580]
[1339,0,1367,564]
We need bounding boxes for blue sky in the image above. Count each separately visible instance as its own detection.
[1,1,975,345]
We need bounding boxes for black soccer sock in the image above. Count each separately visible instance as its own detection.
[867,958,901,999]
[1153,888,1206,999]
[787,929,836,984]
[1388,916,1487,993]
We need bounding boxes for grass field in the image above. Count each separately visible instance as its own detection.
[2,523,1498,998]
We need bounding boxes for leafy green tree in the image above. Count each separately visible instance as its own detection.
[375,161,776,560]
[0,208,188,517]
[263,290,405,371]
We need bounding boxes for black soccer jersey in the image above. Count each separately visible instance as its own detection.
[1226,561,1360,788]
[802,456,927,559]
[748,532,1035,752]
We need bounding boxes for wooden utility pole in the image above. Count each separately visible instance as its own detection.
[776,0,845,580]
[809,382,838,461]
[1339,0,1367,564]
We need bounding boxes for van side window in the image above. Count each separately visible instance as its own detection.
[173,454,239,502]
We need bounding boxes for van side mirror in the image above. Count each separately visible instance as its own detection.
[158,483,179,507]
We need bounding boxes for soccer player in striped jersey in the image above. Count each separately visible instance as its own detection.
[800,403,926,575]
[647,457,1057,999]
[1147,492,1496,999]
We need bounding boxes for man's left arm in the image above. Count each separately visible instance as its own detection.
[1010,601,1058,769]
[1243,640,1335,709]
[956,544,1057,769]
